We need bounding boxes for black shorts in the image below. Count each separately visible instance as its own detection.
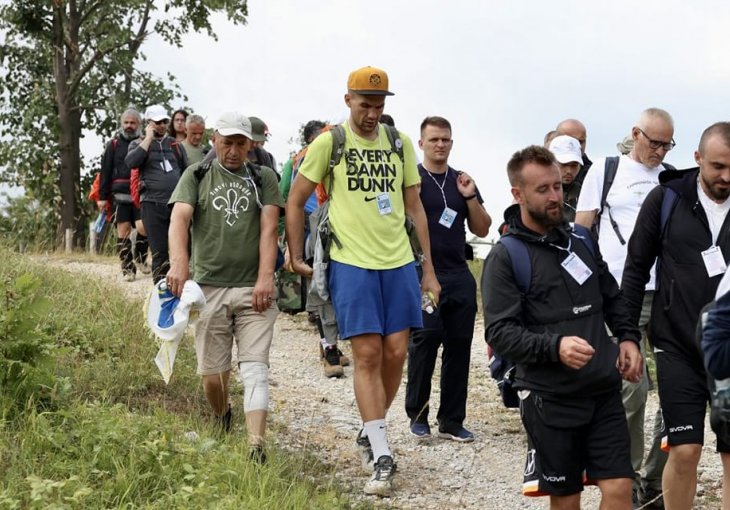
[113,199,141,224]
[656,350,730,453]
[520,390,633,497]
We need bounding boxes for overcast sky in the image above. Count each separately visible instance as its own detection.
[80,0,730,241]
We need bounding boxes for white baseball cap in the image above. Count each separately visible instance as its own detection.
[144,104,170,122]
[548,135,583,165]
[215,112,253,138]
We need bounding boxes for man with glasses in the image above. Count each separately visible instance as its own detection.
[622,121,730,510]
[126,104,188,283]
[575,107,674,508]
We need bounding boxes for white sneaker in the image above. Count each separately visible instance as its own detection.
[363,455,396,497]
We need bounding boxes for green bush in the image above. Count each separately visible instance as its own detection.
[0,272,65,419]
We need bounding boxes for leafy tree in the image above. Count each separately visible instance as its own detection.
[0,0,248,247]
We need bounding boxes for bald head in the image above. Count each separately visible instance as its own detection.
[556,119,587,154]
[699,122,730,156]
[636,108,674,131]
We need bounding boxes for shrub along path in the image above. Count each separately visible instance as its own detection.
[44,254,724,509]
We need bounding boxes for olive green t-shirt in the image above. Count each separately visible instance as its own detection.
[169,160,283,287]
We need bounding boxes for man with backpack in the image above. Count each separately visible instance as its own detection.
[285,66,440,497]
[575,108,674,508]
[166,111,282,462]
[482,145,641,509]
[405,116,491,442]
[621,122,730,510]
[125,104,188,283]
[96,107,149,281]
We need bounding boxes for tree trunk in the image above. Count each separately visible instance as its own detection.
[53,1,84,249]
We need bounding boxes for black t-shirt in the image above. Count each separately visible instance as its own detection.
[418,164,483,273]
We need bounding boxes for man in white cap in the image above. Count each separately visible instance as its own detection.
[125,104,188,283]
[167,112,283,463]
[548,134,583,222]
[576,108,676,508]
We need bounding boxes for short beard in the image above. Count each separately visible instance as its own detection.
[120,128,140,140]
[527,203,564,230]
[702,174,730,202]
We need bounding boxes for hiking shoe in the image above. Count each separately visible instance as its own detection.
[638,486,664,509]
[356,429,374,473]
[122,271,135,282]
[363,455,397,497]
[322,345,344,378]
[215,406,233,433]
[135,260,151,275]
[338,348,351,367]
[307,311,318,324]
[437,426,475,443]
[249,444,267,465]
[410,422,431,440]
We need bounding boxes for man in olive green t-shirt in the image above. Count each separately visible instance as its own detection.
[181,114,210,166]
[167,111,283,462]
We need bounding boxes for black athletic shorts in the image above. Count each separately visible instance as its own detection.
[656,350,730,453]
[520,390,633,497]
[113,199,141,224]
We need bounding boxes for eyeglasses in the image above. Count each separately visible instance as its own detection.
[638,128,676,151]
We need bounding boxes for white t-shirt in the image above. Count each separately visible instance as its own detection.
[697,179,730,246]
[577,155,664,289]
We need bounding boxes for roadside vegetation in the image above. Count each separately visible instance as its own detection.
[0,245,356,509]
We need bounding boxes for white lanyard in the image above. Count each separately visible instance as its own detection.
[548,237,573,254]
[424,167,450,210]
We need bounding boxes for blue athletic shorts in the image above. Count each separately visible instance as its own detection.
[329,260,422,339]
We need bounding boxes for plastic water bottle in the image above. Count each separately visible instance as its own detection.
[421,291,436,314]
[94,210,106,234]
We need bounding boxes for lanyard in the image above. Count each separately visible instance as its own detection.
[548,236,573,255]
[424,167,450,210]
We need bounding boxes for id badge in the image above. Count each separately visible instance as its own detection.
[438,207,457,228]
[702,245,727,277]
[376,192,392,215]
[561,252,592,285]
[162,159,173,173]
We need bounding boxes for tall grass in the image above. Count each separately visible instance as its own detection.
[0,246,356,509]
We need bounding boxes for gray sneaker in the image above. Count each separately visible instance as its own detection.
[363,455,396,497]
[356,429,373,473]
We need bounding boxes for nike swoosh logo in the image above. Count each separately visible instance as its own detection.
[364,196,378,202]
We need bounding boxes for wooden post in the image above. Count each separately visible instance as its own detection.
[89,222,96,254]
[65,228,73,253]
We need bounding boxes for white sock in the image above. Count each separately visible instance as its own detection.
[320,337,335,349]
[364,419,391,460]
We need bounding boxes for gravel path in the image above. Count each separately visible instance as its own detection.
[40,254,724,509]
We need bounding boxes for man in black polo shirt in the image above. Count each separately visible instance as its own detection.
[405,116,492,441]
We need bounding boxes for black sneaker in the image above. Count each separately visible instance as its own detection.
[249,444,267,465]
[363,455,397,497]
[215,406,232,433]
[638,486,664,509]
[356,429,374,473]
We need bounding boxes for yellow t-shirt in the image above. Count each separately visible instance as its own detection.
[299,123,420,270]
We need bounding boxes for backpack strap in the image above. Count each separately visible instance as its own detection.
[660,187,679,234]
[382,124,404,163]
[500,235,532,295]
[571,223,598,258]
[599,156,627,245]
[193,160,213,183]
[327,125,347,198]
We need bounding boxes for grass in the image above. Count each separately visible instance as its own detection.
[0,245,359,509]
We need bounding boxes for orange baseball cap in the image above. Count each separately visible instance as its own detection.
[347,66,394,96]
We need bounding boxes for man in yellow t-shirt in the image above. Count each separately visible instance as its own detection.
[286,66,440,498]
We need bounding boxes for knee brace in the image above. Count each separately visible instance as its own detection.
[238,361,269,412]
